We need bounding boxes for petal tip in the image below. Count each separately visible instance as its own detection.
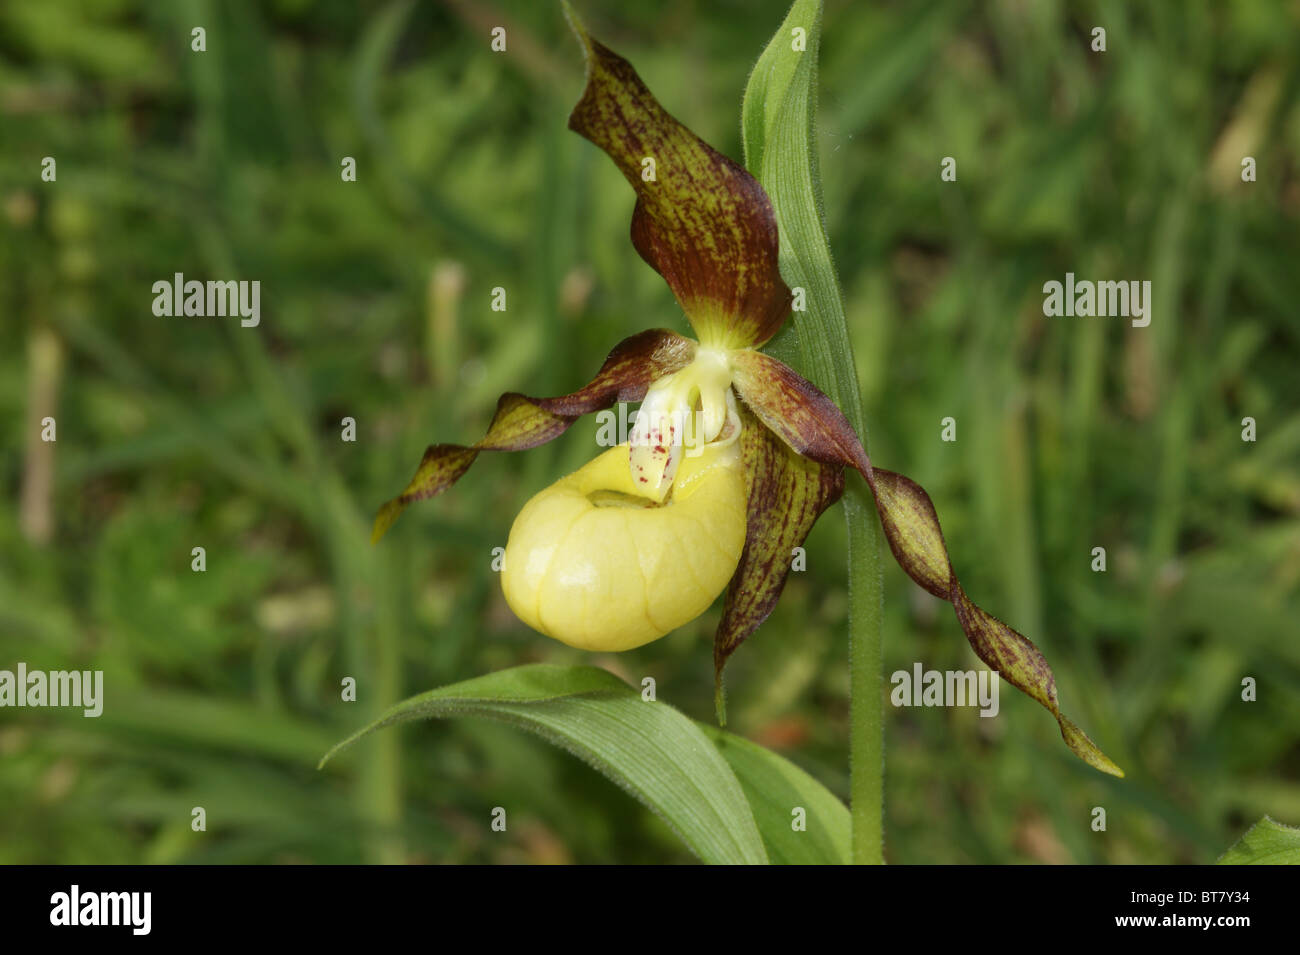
[1059,714,1126,778]
[561,1,592,58]
[371,499,405,545]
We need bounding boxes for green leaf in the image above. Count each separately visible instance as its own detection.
[1217,815,1300,864]
[698,723,850,865]
[320,664,768,864]
[742,0,864,433]
[742,0,887,864]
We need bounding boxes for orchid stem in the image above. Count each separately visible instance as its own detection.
[738,0,888,863]
[845,488,885,864]
[758,245,885,865]
[743,0,887,864]
[775,315,884,865]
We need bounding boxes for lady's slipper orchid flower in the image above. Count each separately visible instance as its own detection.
[374,12,1123,777]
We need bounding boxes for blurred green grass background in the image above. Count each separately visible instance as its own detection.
[2,0,1298,864]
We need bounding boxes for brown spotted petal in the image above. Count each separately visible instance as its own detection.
[873,471,1124,777]
[371,329,696,543]
[732,350,1124,777]
[564,5,791,350]
[714,406,845,714]
[730,349,872,474]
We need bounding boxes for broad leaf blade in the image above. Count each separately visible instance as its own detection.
[741,0,862,429]
[698,723,850,865]
[1217,815,1300,864]
[320,664,768,865]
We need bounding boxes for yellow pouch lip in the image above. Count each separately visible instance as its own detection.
[501,438,747,652]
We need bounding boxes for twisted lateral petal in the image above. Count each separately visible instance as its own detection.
[731,350,1124,777]
[564,5,791,350]
[729,349,871,473]
[372,329,696,543]
[714,406,844,714]
[871,471,1124,776]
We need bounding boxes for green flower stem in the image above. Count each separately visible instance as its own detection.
[843,492,885,864]
[744,0,885,864]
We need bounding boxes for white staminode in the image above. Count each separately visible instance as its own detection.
[628,348,738,502]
